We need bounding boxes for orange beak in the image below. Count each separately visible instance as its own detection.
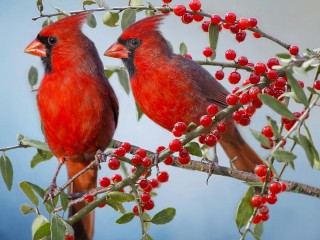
[104,43,129,59]
[25,39,46,57]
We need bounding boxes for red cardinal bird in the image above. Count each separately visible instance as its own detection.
[105,15,263,172]
[25,13,118,240]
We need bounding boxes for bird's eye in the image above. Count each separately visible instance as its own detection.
[48,36,57,45]
[129,38,141,48]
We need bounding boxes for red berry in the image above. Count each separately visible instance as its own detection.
[108,157,120,170]
[313,80,320,90]
[207,104,219,115]
[232,110,243,122]
[121,142,131,152]
[198,134,206,144]
[253,32,261,38]
[289,45,299,55]
[200,115,212,127]
[174,122,187,133]
[266,194,277,204]
[164,155,174,165]
[260,213,269,222]
[215,70,224,80]
[228,71,241,84]
[238,114,250,126]
[249,73,260,84]
[205,134,218,147]
[261,125,274,138]
[193,14,204,22]
[245,105,256,116]
[113,147,126,157]
[263,86,274,96]
[248,17,258,28]
[267,69,278,80]
[238,17,249,30]
[297,80,304,88]
[280,182,287,192]
[239,92,251,105]
[173,4,186,16]
[142,157,152,168]
[225,49,236,60]
[201,20,210,32]
[238,56,248,66]
[135,148,147,158]
[179,148,189,158]
[178,155,191,165]
[65,235,74,240]
[181,13,193,24]
[222,23,231,29]
[203,47,214,57]
[184,53,193,59]
[132,205,143,215]
[274,77,287,88]
[235,31,247,42]
[156,146,165,153]
[252,214,261,224]
[261,195,267,204]
[259,205,269,215]
[169,139,183,152]
[267,57,280,69]
[269,181,282,195]
[226,94,239,106]
[84,194,94,203]
[249,86,261,99]
[172,128,183,137]
[140,192,151,203]
[217,122,227,132]
[99,177,111,188]
[211,14,221,24]
[139,179,150,189]
[251,195,262,207]
[157,171,169,182]
[189,0,201,11]
[150,178,159,188]
[143,199,155,211]
[160,4,170,14]
[225,12,237,24]
[132,154,142,165]
[98,202,106,208]
[163,0,172,3]
[229,24,239,34]
[254,62,267,75]
[112,174,122,183]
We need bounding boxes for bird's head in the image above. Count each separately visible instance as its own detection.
[25,13,92,73]
[104,15,172,76]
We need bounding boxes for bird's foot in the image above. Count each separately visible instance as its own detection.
[202,147,222,184]
[95,150,107,170]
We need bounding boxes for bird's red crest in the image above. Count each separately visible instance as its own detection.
[39,13,89,37]
[121,15,165,40]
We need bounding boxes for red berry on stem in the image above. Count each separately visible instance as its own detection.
[252,214,261,224]
[184,53,193,59]
[172,128,183,137]
[254,62,267,75]
[249,86,261,99]
[173,4,186,16]
[207,104,219,115]
[163,0,172,3]
[313,80,320,90]
[193,14,204,22]
[201,21,210,32]
[238,17,249,30]
[139,179,150,189]
[164,155,174,165]
[181,13,193,24]
[226,94,239,106]
[150,178,159,188]
[113,147,126,157]
[99,177,111,188]
[156,146,165,153]
[132,154,142,165]
[112,174,122,183]
[228,71,241,84]
[245,105,256,116]
[248,17,258,28]
[157,171,169,182]
[169,139,183,152]
[179,148,190,158]
[142,157,152,168]
[261,126,274,138]
[249,73,260,84]
[215,70,224,80]
[267,57,280,69]
[239,92,251,105]
[205,134,218,147]
[140,192,151,203]
[235,31,247,42]
[238,114,250,126]
[189,0,201,11]
[132,205,142,216]
[178,155,191,165]
[121,142,131,152]
[253,32,261,38]
[143,199,155,210]
[238,56,248,66]
[225,12,237,24]
[225,49,236,60]
[135,148,147,158]
[200,115,212,127]
[267,69,278,80]
[174,122,187,133]
[229,24,239,34]
[259,205,269,215]
[266,194,277,204]
[203,47,214,57]
[280,182,287,192]
[98,202,106,208]
[289,45,299,55]
[269,181,282,195]
[251,195,262,207]
[84,194,94,203]
[108,157,120,170]
[211,14,221,24]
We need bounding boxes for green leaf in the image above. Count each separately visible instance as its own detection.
[136,102,144,120]
[42,18,53,28]
[151,207,176,225]
[87,14,97,28]
[267,116,280,139]
[276,53,291,59]
[307,86,319,95]
[286,72,308,107]
[117,69,130,94]
[143,212,152,230]
[0,154,13,190]
[62,219,74,236]
[107,191,135,202]
[272,148,296,163]
[102,12,119,27]
[106,198,126,213]
[18,134,51,151]
[129,0,143,6]
[20,203,37,215]
[259,94,296,120]
[51,214,66,240]
[208,24,219,60]
[31,149,53,168]
[253,222,264,240]
[116,212,135,224]
[60,191,69,212]
[24,181,46,198]
[83,0,96,6]
[20,182,39,206]
[179,42,187,56]
[28,66,38,89]
[142,233,153,240]
[304,124,320,170]
[121,9,136,30]
[145,10,156,17]
[32,216,49,239]
[297,133,315,167]
[236,186,254,229]
[36,0,43,13]
[33,222,51,240]
[184,142,202,157]
[250,129,270,148]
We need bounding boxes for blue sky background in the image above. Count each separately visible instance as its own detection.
[1,0,320,239]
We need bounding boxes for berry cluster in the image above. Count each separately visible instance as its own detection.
[250,164,287,224]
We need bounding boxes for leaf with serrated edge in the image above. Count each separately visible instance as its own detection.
[0,155,13,190]
[33,222,51,240]
[107,191,135,202]
[184,142,202,157]
[116,212,135,224]
[286,72,308,107]
[51,214,66,240]
[250,129,270,148]
[272,148,296,163]
[151,208,176,225]
[179,42,187,55]
[20,182,39,206]
[20,203,36,215]
[259,94,295,120]
[121,9,136,30]
[236,186,254,229]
